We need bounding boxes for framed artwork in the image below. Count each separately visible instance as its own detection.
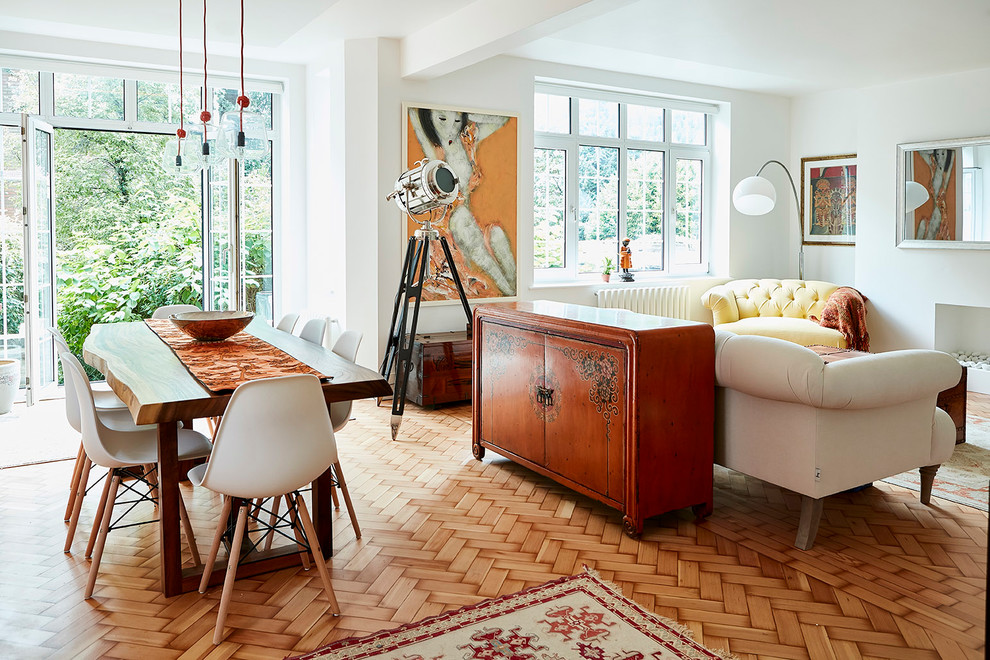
[402,103,518,303]
[909,147,961,241]
[800,153,856,245]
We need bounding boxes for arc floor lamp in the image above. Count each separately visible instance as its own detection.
[732,160,804,280]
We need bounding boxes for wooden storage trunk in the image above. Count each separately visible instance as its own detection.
[406,331,473,406]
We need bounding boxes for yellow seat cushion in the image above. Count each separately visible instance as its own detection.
[716,317,847,348]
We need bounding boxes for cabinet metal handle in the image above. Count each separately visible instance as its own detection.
[536,386,555,407]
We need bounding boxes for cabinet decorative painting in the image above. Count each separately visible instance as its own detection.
[800,153,857,245]
[404,104,518,302]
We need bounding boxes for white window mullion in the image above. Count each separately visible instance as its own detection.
[123,79,137,125]
[38,73,54,117]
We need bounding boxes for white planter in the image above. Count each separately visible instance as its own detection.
[0,359,19,414]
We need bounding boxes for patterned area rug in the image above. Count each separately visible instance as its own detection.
[883,413,990,511]
[288,570,732,660]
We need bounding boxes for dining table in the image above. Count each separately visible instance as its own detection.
[83,318,392,597]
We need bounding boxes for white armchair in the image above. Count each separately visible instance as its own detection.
[713,330,961,549]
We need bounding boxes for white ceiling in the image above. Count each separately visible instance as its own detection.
[1,0,989,96]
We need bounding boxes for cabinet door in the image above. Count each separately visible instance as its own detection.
[478,322,546,462]
[544,336,626,499]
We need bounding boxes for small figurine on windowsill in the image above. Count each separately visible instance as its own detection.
[619,237,634,282]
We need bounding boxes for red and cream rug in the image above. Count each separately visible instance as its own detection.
[288,570,732,660]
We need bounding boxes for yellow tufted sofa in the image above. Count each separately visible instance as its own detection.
[701,279,847,348]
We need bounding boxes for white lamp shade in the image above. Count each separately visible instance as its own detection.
[161,137,203,176]
[732,175,777,215]
[218,110,269,161]
[905,180,930,213]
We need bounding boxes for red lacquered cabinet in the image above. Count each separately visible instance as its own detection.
[472,301,715,537]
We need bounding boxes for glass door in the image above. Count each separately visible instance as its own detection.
[21,114,57,404]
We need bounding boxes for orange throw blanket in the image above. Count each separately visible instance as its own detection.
[815,287,870,351]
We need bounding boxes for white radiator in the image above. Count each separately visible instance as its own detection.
[596,285,691,320]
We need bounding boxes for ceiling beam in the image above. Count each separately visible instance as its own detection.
[400,0,636,80]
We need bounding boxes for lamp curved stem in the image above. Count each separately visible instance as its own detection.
[756,159,804,279]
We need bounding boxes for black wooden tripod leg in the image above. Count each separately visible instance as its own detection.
[389,236,430,440]
[380,236,418,380]
[438,236,473,333]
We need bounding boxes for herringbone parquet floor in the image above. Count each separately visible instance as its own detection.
[0,397,985,659]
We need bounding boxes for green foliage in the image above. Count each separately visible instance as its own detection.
[601,257,614,275]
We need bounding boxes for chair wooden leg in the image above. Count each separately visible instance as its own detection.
[200,495,233,593]
[333,463,361,540]
[85,473,114,558]
[64,443,86,521]
[86,471,121,599]
[264,496,282,552]
[294,493,341,615]
[330,483,340,509]
[213,503,249,645]
[178,491,202,567]
[144,464,159,503]
[795,496,824,550]
[284,495,311,570]
[64,459,93,553]
[919,464,939,504]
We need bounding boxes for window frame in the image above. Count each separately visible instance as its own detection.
[533,84,713,283]
[0,63,282,318]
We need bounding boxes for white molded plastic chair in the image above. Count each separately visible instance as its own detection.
[60,352,212,598]
[298,318,327,346]
[47,326,143,553]
[151,304,200,319]
[275,313,300,333]
[189,375,343,644]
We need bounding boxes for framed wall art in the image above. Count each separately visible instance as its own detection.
[402,103,519,303]
[800,153,857,245]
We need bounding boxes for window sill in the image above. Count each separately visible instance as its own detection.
[530,272,708,290]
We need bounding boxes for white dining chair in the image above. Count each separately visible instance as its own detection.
[46,326,145,554]
[151,304,200,319]
[298,318,327,346]
[189,374,342,644]
[60,351,212,598]
[275,312,300,333]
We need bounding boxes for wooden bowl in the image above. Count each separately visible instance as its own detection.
[169,310,254,342]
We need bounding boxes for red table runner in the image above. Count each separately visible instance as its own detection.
[145,319,328,393]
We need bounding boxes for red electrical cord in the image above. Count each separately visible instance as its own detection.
[176,0,186,157]
[240,0,245,132]
[199,0,210,149]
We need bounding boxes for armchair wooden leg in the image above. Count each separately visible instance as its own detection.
[795,496,824,550]
[200,495,233,593]
[919,465,940,505]
[213,502,249,645]
[86,471,121,599]
[333,462,361,539]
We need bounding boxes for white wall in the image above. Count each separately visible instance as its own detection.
[790,90,857,284]
[852,67,990,351]
[320,42,795,364]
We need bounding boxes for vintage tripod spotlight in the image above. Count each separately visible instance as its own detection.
[381,159,473,439]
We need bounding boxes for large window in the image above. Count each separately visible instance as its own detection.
[534,86,713,281]
[0,63,281,389]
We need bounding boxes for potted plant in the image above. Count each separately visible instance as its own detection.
[601,257,614,282]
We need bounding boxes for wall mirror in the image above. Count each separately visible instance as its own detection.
[897,135,990,249]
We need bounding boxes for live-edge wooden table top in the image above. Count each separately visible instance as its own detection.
[84,318,392,424]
